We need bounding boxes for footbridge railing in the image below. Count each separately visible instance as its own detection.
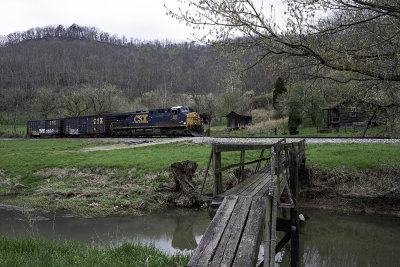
[191,139,306,267]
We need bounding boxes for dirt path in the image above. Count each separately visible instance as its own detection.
[78,137,194,152]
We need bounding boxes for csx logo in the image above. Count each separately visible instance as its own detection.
[134,114,148,124]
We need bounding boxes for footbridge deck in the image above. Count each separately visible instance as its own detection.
[189,139,306,267]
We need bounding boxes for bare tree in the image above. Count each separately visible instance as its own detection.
[169,0,400,83]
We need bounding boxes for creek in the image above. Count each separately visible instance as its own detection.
[1,204,399,266]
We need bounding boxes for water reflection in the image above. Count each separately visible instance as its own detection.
[0,205,210,254]
[1,204,400,266]
[278,209,400,267]
[171,211,198,250]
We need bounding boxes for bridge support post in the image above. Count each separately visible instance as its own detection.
[289,148,300,267]
[212,143,222,197]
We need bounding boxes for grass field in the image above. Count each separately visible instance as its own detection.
[0,139,399,216]
[0,140,262,216]
[0,236,190,267]
[0,124,26,137]
[306,143,400,171]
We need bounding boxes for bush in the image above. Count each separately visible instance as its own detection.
[251,95,271,109]
[288,106,302,135]
[273,77,287,109]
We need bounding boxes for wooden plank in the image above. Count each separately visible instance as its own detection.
[253,180,270,198]
[200,148,213,195]
[269,186,279,267]
[213,145,222,197]
[219,172,263,197]
[290,207,300,267]
[210,197,253,267]
[237,173,265,196]
[240,172,269,197]
[234,170,269,196]
[249,171,272,197]
[215,157,271,173]
[188,196,238,266]
[239,150,245,182]
[232,197,267,267]
[275,232,291,254]
[215,144,273,153]
[263,196,272,267]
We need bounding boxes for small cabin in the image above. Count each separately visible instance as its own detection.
[226,111,252,130]
[322,99,382,129]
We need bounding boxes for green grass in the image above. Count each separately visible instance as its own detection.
[307,143,400,171]
[0,123,27,137]
[0,140,261,178]
[0,140,262,215]
[0,140,119,175]
[0,236,190,267]
[1,139,399,216]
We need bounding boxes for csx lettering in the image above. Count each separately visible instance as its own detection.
[134,114,148,124]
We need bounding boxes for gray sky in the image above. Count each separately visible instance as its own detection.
[0,0,286,42]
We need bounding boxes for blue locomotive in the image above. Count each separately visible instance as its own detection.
[27,106,203,137]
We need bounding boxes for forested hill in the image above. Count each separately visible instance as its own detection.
[0,24,274,103]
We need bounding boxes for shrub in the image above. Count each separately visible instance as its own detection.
[288,106,302,135]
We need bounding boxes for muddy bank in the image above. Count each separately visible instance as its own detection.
[0,165,207,217]
[298,167,400,217]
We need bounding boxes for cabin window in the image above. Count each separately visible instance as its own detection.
[351,106,357,117]
[158,109,164,113]
[149,111,154,115]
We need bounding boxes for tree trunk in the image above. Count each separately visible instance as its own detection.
[362,109,378,138]
[13,102,18,134]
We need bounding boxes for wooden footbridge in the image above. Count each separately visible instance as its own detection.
[189,139,306,267]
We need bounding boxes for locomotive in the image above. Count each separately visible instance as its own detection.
[27,106,203,137]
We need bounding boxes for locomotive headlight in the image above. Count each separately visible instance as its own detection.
[184,122,186,125]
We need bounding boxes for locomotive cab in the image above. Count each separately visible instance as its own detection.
[171,106,203,134]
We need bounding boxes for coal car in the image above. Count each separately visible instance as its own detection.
[63,115,114,136]
[27,118,63,137]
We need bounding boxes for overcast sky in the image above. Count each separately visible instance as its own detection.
[0,0,286,42]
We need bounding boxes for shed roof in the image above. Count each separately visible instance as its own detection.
[322,98,382,110]
[226,111,252,118]
[322,102,341,110]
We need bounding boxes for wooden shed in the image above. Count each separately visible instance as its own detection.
[322,99,382,129]
[226,111,252,130]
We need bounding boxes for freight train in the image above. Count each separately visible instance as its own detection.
[27,106,203,137]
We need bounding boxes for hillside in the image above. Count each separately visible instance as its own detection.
[0,25,275,121]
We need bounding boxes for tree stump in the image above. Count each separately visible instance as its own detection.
[170,160,198,206]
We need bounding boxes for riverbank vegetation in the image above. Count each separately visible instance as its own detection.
[302,144,400,216]
[0,236,190,267]
[0,139,399,217]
